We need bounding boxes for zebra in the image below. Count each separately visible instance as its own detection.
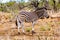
[15,7,49,35]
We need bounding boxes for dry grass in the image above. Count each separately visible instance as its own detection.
[0,12,60,40]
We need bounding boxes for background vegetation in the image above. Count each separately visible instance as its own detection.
[0,0,60,13]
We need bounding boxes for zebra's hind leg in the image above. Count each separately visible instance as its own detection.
[17,18,21,34]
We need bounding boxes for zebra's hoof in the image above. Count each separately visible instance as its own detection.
[32,31,36,35]
[18,32,20,34]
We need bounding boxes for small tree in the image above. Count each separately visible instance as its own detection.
[58,0,60,3]
[53,0,57,11]
[30,0,39,8]
[44,0,50,9]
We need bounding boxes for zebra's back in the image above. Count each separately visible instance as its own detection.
[18,11,38,22]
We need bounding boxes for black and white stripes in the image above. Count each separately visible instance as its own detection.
[16,7,49,34]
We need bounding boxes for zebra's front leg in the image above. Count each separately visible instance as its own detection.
[32,22,36,35]
[21,22,25,34]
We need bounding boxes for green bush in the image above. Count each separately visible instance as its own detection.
[26,27,32,32]
[0,0,60,12]
[40,25,51,31]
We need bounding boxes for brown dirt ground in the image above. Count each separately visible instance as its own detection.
[0,12,60,40]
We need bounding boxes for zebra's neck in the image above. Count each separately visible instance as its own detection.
[34,7,47,18]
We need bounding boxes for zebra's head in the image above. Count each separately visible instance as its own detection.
[42,11,49,19]
[35,7,49,19]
